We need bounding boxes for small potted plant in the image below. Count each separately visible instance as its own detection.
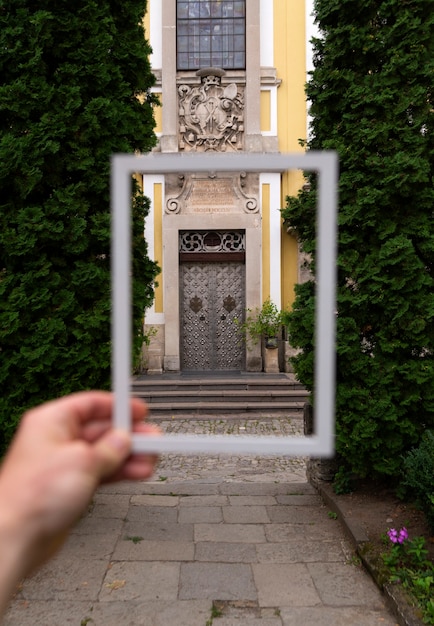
[235,298,283,372]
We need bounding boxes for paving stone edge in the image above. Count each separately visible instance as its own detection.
[314,481,425,626]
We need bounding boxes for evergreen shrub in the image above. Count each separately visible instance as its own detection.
[0,0,159,453]
[398,431,434,533]
[281,0,434,480]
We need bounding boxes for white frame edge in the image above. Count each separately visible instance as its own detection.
[111,151,338,457]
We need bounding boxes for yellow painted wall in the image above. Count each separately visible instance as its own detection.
[153,93,163,134]
[260,90,271,133]
[142,7,162,134]
[274,0,306,309]
[143,7,150,41]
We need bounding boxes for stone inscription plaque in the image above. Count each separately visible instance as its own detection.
[165,172,259,215]
[187,179,235,213]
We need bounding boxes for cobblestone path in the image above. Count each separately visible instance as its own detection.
[152,412,307,483]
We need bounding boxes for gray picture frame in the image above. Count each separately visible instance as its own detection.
[111,151,338,456]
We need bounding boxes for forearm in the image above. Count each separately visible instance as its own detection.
[0,513,32,616]
[0,475,67,617]
[0,392,157,617]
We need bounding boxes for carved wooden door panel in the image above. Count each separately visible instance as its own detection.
[180,262,245,371]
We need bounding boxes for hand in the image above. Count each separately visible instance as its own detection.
[0,391,159,613]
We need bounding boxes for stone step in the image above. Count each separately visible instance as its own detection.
[131,373,309,415]
[132,374,304,391]
[133,389,308,403]
[137,401,305,415]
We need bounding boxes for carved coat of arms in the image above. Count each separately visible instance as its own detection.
[178,68,244,152]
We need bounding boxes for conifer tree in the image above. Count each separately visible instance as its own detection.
[282,0,434,481]
[0,0,158,451]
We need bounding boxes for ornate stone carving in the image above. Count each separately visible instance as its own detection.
[178,67,244,152]
[165,172,258,215]
[180,231,245,253]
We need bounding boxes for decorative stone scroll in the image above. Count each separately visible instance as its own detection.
[178,67,244,152]
[165,172,258,215]
[179,231,246,253]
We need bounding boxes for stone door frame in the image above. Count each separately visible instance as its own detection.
[163,213,262,372]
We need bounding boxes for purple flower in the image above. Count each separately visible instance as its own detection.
[387,527,408,545]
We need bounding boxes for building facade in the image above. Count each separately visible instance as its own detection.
[142,0,310,373]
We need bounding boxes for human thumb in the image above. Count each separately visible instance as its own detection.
[92,429,132,480]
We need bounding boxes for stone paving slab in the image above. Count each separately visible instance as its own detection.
[99,562,180,603]
[122,520,194,542]
[85,600,212,626]
[4,414,399,626]
[215,617,282,626]
[179,494,229,507]
[112,539,195,562]
[279,606,399,626]
[179,562,257,601]
[307,561,388,609]
[255,539,348,564]
[222,505,271,524]
[20,557,108,602]
[228,495,276,506]
[194,522,267,544]
[125,505,178,524]
[131,494,180,507]
[60,531,118,560]
[252,563,322,607]
[265,521,345,542]
[178,505,223,524]
[195,541,258,563]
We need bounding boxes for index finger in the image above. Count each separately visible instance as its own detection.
[22,392,149,443]
[65,391,148,424]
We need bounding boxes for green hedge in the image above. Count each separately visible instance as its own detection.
[282,0,434,480]
[0,0,159,453]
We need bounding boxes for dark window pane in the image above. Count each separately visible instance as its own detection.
[186,20,198,35]
[177,0,245,70]
[211,2,222,17]
[178,53,189,68]
[234,19,244,34]
[199,2,210,18]
[178,3,189,19]
[222,2,234,17]
[188,2,200,18]
[178,23,189,36]
[222,21,233,36]
[234,34,244,49]
[234,51,245,67]
[234,2,245,17]
[178,37,189,52]
[200,36,210,51]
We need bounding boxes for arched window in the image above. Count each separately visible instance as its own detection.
[177,1,246,70]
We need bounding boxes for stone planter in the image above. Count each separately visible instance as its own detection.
[263,344,279,373]
[141,325,164,374]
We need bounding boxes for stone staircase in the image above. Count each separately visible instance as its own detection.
[131,372,309,415]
